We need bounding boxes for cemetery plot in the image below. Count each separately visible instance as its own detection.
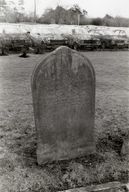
[0,51,128,191]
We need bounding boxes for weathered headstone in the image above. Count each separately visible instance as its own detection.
[32,46,95,165]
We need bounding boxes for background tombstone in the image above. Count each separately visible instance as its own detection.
[32,46,95,165]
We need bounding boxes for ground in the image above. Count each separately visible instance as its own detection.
[0,51,129,192]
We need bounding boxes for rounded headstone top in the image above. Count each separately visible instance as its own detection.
[32,46,95,90]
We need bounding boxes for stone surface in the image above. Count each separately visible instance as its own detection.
[31,46,95,164]
[121,140,129,156]
[59,182,128,192]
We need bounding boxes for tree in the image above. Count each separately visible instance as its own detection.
[0,0,7,21]
[0,0,6,9]
[91,18,103,26]
[0,0,26,22]
[39,5,88,25]
[38,8,55,24]
[69,4,87,25]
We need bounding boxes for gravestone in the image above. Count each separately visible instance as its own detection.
[32,46,95,165]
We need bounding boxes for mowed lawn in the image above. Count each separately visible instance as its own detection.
[0,51,129,192]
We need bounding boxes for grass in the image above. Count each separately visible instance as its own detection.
[0,51,129,191]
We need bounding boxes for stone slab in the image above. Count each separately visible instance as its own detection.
[31,46,95,164]
[59,182,128,192]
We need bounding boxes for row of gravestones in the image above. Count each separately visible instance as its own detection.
[31,46,95,165]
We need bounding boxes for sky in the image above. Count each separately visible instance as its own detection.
[24,0,129,18]
[23,0,129,18]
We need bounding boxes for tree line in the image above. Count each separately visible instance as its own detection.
[0,0,129,27]
[38,7,129,27]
